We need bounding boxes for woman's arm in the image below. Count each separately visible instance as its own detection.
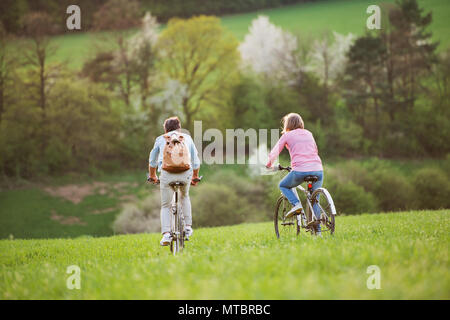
[266,134,287,168]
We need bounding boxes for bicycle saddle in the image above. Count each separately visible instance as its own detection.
[304,175,319,183]
[169,181,186,187]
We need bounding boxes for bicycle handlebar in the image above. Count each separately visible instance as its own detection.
[277,164,292,172]
[146,173,203,184]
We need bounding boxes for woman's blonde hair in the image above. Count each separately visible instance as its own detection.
[282,113,304,134]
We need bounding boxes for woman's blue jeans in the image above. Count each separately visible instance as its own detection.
[279,170,324,227]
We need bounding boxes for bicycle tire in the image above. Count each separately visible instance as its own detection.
[274,195,300,239]
[177,200,185,252]
[170,212,178,255]
[311,188,336,235]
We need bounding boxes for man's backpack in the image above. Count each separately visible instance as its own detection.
[162,133,191,173]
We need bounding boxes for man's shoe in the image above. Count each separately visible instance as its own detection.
[160,233,172,246]
[285,203,303,219]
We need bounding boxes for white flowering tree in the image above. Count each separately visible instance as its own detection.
[309,31,355,88]
[239,16,301,84]
[127,12,160,109]
[149,78,187,124]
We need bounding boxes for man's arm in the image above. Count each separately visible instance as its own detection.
[148,138,160,182]
[189,136,201,185]
[148,165,158,182]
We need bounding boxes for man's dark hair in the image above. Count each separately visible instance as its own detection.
[164,116,181,132]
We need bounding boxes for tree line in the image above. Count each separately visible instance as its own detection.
[0,0,315,34]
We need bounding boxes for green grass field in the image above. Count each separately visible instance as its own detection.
[0,210,448,299]
[51,0,450,69]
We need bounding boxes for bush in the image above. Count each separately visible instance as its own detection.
[370,169,414,211]
[190,183,248,227]
[190,169,272,227]
[329,161,376,191]
[113,192,161,234]
[333,181,378,215]
[412,168,450,210]
[325,172,378,215]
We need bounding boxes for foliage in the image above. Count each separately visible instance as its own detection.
[309,31,355,87]
[93,0,141,31]
[326,178,378,215]
[343,0,442,156]
[157,15,240,132]
[44,79,120,172]
[0,0,449,180]
[190,184,247,227]
[190,170,270,227]
[239,15,300,83]
[412,168,450,209]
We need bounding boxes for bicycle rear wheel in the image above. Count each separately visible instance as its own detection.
[311,188,336,234]
[177,202,185,252]
[170,212,178,255]
[274,196,300,239]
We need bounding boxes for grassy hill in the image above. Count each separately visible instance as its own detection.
[1,210,448,299]
[51,0,450,69]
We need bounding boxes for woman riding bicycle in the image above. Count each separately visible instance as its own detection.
[266,113,324,236]
[148,117,201,246]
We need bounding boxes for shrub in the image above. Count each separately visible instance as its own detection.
[412,168,450,209]
[329,161,376,191]
[190,183,248,227]
[370,170,414,211]
[113,192,161,234]
[326,177,378,215]
[444,154,450,175]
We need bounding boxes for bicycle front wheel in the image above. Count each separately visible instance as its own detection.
[274,196,300,239]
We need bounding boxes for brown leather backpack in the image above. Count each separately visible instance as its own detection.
[162,133,191,173]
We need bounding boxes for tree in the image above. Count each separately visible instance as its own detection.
[21,12,59,113]
[239,15,300,84]
[0,0,28,34]
[92,0,142,107]
[344,35,387,147]
[157,15,240,132]
[309,31,355,90]
[93,0,141,31]
[128,12,159,110]
[0,22,18,123]
[19,11,61,154]
[342,0,439,156]
[44,79,120,173]
[380,0,438,117]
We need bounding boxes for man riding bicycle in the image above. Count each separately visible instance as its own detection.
[148,117,201,246]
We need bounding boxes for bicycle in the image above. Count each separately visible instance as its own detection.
[147,173,202,255]
[272,164,336,238]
